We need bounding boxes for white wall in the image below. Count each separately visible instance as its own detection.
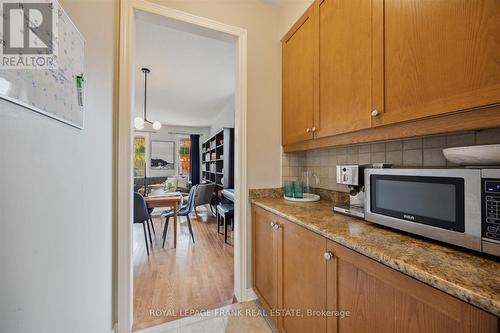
[0,0,116,332]
[210,95,235,135]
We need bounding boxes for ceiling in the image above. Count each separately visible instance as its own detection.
[134,11,236,127]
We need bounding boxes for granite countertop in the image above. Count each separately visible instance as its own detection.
[251,197,500,317]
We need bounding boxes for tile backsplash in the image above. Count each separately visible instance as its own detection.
[282,127,500,193]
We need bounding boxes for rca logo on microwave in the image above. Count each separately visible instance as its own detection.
[403,214,416,221]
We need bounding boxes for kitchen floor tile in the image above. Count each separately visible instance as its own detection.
[224,302,274,333]
[180,317,225,333]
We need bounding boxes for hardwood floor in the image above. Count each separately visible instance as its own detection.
[133,206,234,331]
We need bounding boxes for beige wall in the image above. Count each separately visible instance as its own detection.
[146,0,314,190]
[145,0,314,291]
[0,0,117,331]
[151,0,283,189]
[278,0,314,38]
[146,0,282,293]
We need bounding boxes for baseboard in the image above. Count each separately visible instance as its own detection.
[245,287,258,301]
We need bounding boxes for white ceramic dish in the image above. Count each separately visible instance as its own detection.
[148,184,165,196]
[284,193,320,202]
[442,144,500,166]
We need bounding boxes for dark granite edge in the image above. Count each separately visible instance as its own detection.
[251,199,500,317]
[248,187,349,205]
[248,188,283,199]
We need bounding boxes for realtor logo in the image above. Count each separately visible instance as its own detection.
[0,0,58,68]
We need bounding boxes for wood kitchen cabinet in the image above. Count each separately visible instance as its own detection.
[252,205,499,333]
[252,205,330,331]
[317,0,372,138]
[372,0,500,126]
[329,240,498,333]
[280,218,327,333]
[252,206,279,318]
[281,0,500,151]
[282,4,316,145]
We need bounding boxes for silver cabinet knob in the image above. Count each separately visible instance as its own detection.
[371,109,380,117]
[311,127,317,132]
[306,128,311,133]
[324,251,334,261]
[272,223,280,230]
[270,221,275,228]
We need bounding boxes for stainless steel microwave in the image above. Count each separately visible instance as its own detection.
[364,168,500,256]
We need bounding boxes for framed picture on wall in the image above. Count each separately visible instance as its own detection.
[150,141,175,170]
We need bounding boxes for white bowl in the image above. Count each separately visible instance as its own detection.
[149,184,165,196]
[442,144,500,166]
[284,193,320,202]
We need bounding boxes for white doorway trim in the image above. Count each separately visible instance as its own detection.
[116,0,249,332]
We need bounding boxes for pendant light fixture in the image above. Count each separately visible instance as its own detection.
[134,67,162,131]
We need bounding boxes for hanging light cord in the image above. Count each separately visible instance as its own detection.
[142,67,152,124]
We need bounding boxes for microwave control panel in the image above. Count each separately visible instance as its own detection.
[483,179,500,243]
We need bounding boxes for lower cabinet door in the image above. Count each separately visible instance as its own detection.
[326,241,338,333]
[329,241,499,333]
[254,207,498,333]
[280,220,327,333]
[252,206,278,315]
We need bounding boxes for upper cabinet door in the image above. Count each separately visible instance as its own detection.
[282,6,317,145]
[373,0,500,126]
[316,0,373,138]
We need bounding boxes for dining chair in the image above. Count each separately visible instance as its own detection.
[133,192,153,256]
[147,207,156,237]
[162,185,198,248]
[194,183,216,216]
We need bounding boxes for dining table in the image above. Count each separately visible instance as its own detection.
[144,192,183,248]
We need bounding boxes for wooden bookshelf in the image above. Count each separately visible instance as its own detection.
[201,128,234,189]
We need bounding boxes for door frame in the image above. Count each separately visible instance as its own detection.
[116,0,249,331]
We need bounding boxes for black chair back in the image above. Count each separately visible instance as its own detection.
[194,183,216,206]
[133,192,150,224]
